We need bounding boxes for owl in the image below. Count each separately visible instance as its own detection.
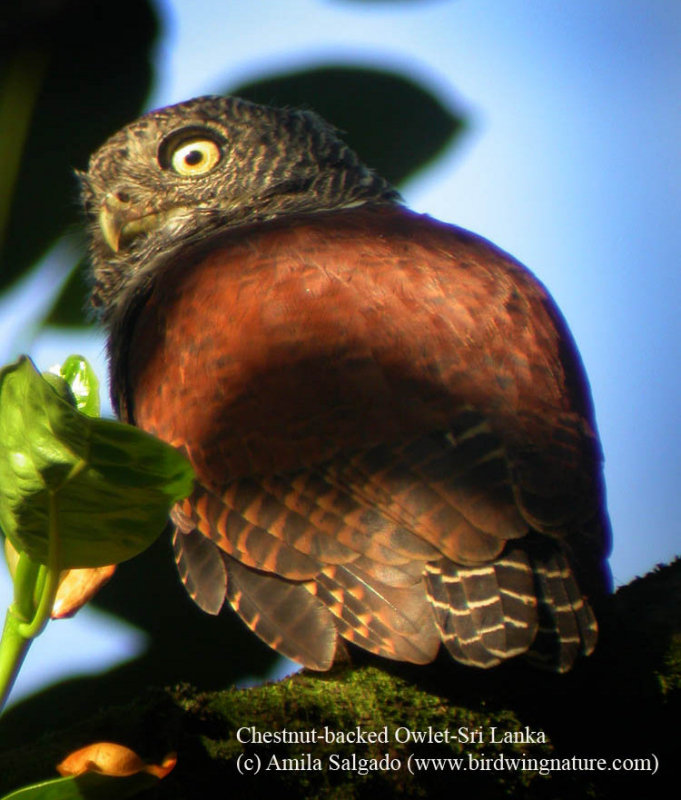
[79,95,612,672]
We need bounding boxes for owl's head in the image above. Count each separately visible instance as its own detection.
[79,95,398,320]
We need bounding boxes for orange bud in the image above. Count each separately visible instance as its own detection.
[57,742,176,779]
[52,565,117,618]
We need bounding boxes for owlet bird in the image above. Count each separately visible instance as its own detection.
[80,95,612,673]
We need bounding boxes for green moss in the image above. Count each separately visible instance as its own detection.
[657,633,681,695]
[170,664,555,798]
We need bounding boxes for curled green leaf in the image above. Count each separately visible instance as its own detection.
[0,356,195,569]
[56,355,101,418]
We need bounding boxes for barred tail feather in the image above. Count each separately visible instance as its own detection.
[425,545,538,668]
[525,546,598,672]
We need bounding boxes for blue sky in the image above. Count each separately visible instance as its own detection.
[1,0,679,703]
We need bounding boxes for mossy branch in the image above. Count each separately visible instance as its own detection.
[0,560,678,799]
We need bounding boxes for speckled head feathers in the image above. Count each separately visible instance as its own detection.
[79,95,399,320]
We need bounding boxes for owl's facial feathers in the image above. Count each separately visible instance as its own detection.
[80,95,398,319]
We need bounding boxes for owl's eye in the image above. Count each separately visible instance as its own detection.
[169,138,222,176]
[158,127,225,176]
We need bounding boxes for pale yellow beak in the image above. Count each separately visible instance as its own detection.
[98,193,129,252]
[98,194,185,253]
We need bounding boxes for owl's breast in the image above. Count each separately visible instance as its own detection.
[123,205,592,487]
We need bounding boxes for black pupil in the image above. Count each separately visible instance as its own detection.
[184,149,204,166]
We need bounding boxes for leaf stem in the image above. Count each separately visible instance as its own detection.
[18,492,61,638]
[12,553,41,620]
[0,607,32,712]
[0,492,62,712]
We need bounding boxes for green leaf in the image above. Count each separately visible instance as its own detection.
[56,355,100,418]
[39,375,77,411]
[0,771,159,800]
[0,357,194,569]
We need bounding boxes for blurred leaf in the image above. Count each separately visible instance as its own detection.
[0,357,194,569]
[0,0,158,295]
[231,64,466,186]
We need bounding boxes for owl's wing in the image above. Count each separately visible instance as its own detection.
[171,405,606,671]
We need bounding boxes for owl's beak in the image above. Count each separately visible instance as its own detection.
[99,208,122,252]
[99,193,165,253]
[99,193,130,252]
